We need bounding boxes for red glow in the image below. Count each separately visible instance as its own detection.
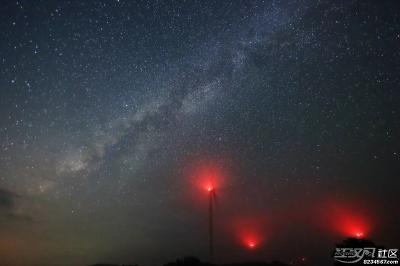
[354,232,364,239]
[246,240,257,249]
[318,200,373,239]
[190,162,226,193]
[233,216,267,251]
[200,173,218,194]
[241,233,262,251]
[338,212,369,239]
[183,159,229,208]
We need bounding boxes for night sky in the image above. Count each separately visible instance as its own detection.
[1,1,399,265]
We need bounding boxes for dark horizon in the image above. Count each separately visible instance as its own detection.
[86,237,394,266]
[0,1,399,265]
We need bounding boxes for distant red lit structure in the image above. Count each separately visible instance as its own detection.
[355,232,364,239]
[196,166,220,263]
[186,160,224,263]
[246,239,257,250]
[319,200,373,240]
[241,234,261,251]
[233,217,267,252]
[208,185,216,263]
[339,214,369,239]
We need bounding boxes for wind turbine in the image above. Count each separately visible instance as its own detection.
[195,164,222,263]
[207,183,216,263]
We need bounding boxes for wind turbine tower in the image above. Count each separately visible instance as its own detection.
[207,184,216,263]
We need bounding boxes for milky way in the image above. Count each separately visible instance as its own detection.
[0,1,399,265]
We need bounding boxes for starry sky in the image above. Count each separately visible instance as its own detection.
[0,1,399,265]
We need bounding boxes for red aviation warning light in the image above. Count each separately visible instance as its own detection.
[340,216,369,239]
[185,159,228,198]
[234,217,267,251]
[354,231,364,239]
[317,200,374,240]
[246,240,257,250]
[241,233,262,251]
